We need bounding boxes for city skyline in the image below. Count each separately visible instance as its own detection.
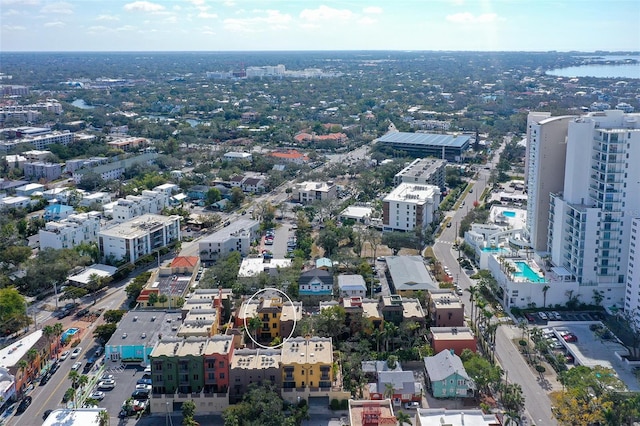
[1,0,639,52]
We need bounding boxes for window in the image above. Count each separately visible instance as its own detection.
[219,361,224,368]
[219,373,225,379]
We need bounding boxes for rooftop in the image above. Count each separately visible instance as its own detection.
[281,336,332,365]
[386,255,437,292]
[105,311,179,351]
[41,408,107,426]
[430,293,464,310]
[99,214,179,239]
[383,182,439,204]
[337,274,367,290]
[231,348,281,370]
[430,327,475,340]
[348,399,396,426]
[238,257,292,277]
[415,409,500,426]
[200,218,259,244]
[143,270,192,298]
[0,330,42,368]
[237,298,302,323]
[424,349,470,381]
[67,264,117,285]
[377,132,471,148]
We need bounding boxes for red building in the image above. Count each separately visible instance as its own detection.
[203,335,234,393]
[429,326,477,356]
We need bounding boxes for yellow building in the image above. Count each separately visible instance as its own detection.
[236,297,302,341]
[281,336,333,390]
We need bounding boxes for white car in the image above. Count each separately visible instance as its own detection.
[71,362,82,371]
[89,391,105,400]
[144,365,151,374]
[135,384,152,391]
[538,312,548,321]
[97,379,116,390]
[70,347,82,359]
[59,351,70,361]
[404,401,420,409]
[101,374,114,381]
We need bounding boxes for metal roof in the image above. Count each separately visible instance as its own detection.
[377,132,470,148]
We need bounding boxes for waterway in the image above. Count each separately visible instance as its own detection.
[547,55,640,79]
[70,99,95,109]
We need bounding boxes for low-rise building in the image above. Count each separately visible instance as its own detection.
[368,370,423,405]
[235,297,302,342]
[223,151,252,162]
[429,327,477,356]
[339,205,373,225]
[67,264,117,288]
[415,409,500,426]
[39,212,101,250]
[269,149,309,165]
[98,214,181,264]
[338,274,367,298]
[198,219,260,264]
[394,158,447,189]
[73,152,158,184]
[79,191,111,207]
[281,337,333,390]
[428,290,465,327]
[0,195,31,210]
[385,256,437,296]
[348,399,397,426]
[15,183,44,197]
[112,190,169,223]
[23,161,62,181]
[106,136,148,151]
[423,350,474,398]
[229,348,282,404]
[299,268,333,298]
[378,295,426,326]
[43,203,75,221]
[238,257,292,277]
[382,183,440,232]
[293,181,337,205]
[41,408,108,426]
[137,256,199,308]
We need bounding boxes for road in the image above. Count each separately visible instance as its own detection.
[8,281,130,426]
[431,139,557,425]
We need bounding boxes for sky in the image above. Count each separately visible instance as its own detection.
[1,0,639,52]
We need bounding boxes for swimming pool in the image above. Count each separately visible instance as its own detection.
[60,328,79,344]
[481,247,507,253]
[502,211,516,218]
[514,261,546,283]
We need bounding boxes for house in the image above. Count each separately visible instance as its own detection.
[293,181,337,205]
[316,257,333,270]
[269,149,309,165]
[298,268,333,298]
[361,359,402,382]
[378,295,426,326]
[43,203,74,221]
[340,205,373,225]
[415,409,500,426]
[428,290,465,327]
[348,399,397,426]
[429,327,477,356]
[15,183,44,197]
[423,350,474,398]
[223,151,252,162]
[368,370,422,406]
[338,274,367,298]
[187,185,210,200]
[242,176,266,193]
[229,175,245,188]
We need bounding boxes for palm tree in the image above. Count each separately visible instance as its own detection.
[43,325,55,357]
[542,285,550,308]
[396,411,412,425]
[17,359,28,384]
[97,409,110,426]
[383,382,394,400]
[53,322,64,356]
[383,322,397,352]
[247,316,262,347]
[78,374,89,389]
[465,285,477,326]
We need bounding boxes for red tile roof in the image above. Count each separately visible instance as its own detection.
[171,256,199,268]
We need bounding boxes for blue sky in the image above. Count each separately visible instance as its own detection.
[1,0,639,52]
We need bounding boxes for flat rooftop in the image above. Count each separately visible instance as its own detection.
[99,213,178,239]
[416,409,500,426]
[0,330,42,368]
[105,311,180,350]
[238,258,292,277]
[148,272,192,297]
[231,348,281,370]
[348,399,396,426]
[281,336,332,365]
[41,408,107,426]
[377,132,470,148]
[383,182,439,204]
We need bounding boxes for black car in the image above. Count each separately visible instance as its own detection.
[39,373,50,386]
[131,389,149,400]
[16,396,32,414]
[137,378,152,385]
[43,409,53,420]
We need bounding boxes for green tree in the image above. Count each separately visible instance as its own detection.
[103,309,126,323]
[206,188,222,206]
[396,411,412,425]
[147,292,158,306]
[230,187,245,208]
[0,287,28,335]
[60,286,88,304]
[222,382,286,426]
[315,305,346,340]
[182,400,197,426]
[93,323,118,343]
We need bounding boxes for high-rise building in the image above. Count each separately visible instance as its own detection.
[533,110,640,314]
[524,112,573,252]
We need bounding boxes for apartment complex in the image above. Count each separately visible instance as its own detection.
[382,183,440,232]
[292,181,337,205]
[235,297,302,341]
[112,190,169,222]
[72,152,158,184]
[198,219,260,263]
[394,157,447,189]
[39,212,101,250]
[98,214,181,264]
[527,110,640,316]
[23,161,62,181]
[229,348,282,403]
[281,337,333,390]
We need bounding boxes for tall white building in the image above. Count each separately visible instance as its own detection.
[112,190,169,223]
[382,183,440,232]
[98,214,181,264]
[539,110,640,312]
[39,212,101,250]
[525,112,574,252]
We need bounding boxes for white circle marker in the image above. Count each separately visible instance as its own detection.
[242,287,297,349]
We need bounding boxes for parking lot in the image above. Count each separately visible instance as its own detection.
[97,362,151,422]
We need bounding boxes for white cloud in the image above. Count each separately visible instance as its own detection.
[116,25,137,32]
[363,6,382,14]
[300,5,354,22]
[44,21,65,27]
[40,2,73,15]
[87,25,109,33]
[358,16,377,25]
[3,9,20,16]
[446,12,501,24]
[185,0,205,5]
[200,25,215,35]
[223,0,236,6]
[95,14,119,21]
[224,10,291,32]
[2,24,26,30]
[124,1,166,13]
[198,12,218,19]
[1,0,39,5]
[449,0,465,5]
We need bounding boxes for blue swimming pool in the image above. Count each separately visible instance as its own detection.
[514,261,546,283]
[503,211,516,218]
[482,247,507,253]
[60,327,79,344]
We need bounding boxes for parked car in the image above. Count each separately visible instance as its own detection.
[137,378,152,386]
[71,362,82,371]
[404,401,420,409]
[135,384,152,391]
[43,409,53,420]
[551,311,562,320]
[59,350,70,360]
[144,365,151,373]
[89,391,105,400]
[70,347,82,359]
[39,373,51,386]
[538,312,548,321]
[101,374,114,381]
[97,379,116,390]
[524,313,536,323]
[16,396,32,414]
[132,389,150,400]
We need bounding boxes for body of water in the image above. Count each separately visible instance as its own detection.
[71,99,95,109]
[547,56,640,79]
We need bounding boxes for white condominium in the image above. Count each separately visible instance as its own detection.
[382,183,440,232]
[534,110,640,316]
[39,212,101,250]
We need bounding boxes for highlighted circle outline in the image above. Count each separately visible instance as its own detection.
[242,287,297,349]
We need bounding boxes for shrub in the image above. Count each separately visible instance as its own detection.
[340,399,349,410]
[330,399,341,410]
[70,339,81,348]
